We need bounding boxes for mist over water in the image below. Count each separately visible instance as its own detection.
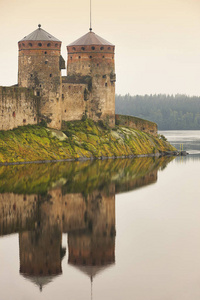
[0,131,199,299]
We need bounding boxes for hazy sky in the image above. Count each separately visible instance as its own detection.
[1,0,200,96]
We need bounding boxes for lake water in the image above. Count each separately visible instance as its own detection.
[0,131,199,300]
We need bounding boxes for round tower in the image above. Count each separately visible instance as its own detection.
[18,25,63,129]
[67,31,116,127]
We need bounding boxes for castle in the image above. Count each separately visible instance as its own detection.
[0,25,116,131]
[0,25,157,135]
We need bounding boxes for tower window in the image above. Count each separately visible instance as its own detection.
[100,47,104,50]
[30,74,33,77]
[47,43,51,47]
[28,43,32,47]
[38,43,42,47]
[55,43,58,47]
[50,74,52,77]
[13,112,16,117]
[62,94,64,99]
[108,47,111,50]
[91,46,95,50]
[23,119,26,123]
[105,83,107,87]
[97,63,99,66]
[90,56,92,59]
[103,56,105,58]
[70,56,72,60]
[79,56,81,59]
[45,51,47,54]
[45,61,48,64]
[102,75,106,78]
[39,84,42,87]
[37,91,40,96]
[22,43,25,47]
[81,47,85,51]
[72,47,76,51]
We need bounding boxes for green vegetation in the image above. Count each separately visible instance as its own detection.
[0,120,176,164]
[116,94,200,130]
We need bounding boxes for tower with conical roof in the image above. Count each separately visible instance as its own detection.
[18,25,65,129]
[67,30,116,126]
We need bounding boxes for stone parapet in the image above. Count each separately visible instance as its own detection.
[115,114,157,136]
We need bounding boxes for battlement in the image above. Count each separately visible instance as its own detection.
[18,40,61,51]
[67,44,115,53]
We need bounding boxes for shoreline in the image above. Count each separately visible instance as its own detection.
[0,150,185,166]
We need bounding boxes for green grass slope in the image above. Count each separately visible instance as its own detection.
[0,119,176,164]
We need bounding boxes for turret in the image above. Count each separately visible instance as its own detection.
[67,31,116,127]
[18,25,64,129]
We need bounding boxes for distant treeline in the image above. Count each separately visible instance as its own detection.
[115,94,200,130]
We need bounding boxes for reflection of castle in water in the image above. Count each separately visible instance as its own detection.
[68,190,115,280]
[19,194,64,290]
[18,188,116,290]
[0,157,173,290]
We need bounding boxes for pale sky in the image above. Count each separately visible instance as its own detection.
[0,0,200,96]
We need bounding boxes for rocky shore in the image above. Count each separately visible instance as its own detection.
[0,119,178,165]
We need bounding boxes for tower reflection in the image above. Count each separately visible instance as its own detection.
[19,193,66,291]
[68,190,116,280]
[0,157,173,290]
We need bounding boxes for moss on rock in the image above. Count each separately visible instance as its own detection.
[0,120,176,164]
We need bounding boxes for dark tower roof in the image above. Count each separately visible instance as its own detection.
[19,25,61,42]
[72,264,114,279]
[22,274,57,292]
[68,31,114,46]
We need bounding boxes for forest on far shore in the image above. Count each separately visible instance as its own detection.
[115,94,200,130]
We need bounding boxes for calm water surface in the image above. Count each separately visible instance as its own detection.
[0,131,199,300]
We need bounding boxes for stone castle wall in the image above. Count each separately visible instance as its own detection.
[0,86,158,135]
[61,82,87,122]
[0,86,38,131]
[115,114,157,136]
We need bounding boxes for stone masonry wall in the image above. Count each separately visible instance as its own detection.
[115,114,157,136]
[61,82,87,122]
[0,86,38,131]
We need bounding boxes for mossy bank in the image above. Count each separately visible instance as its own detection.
[0,119,176,164]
